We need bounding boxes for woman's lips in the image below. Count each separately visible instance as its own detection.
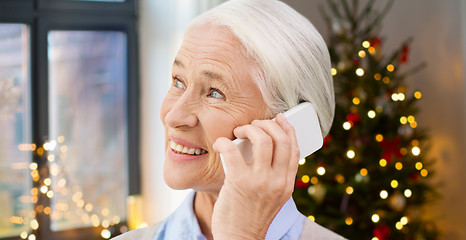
[167,136,208,162]
[169,140,207,155]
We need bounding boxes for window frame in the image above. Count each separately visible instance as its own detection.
[0,1,140,239]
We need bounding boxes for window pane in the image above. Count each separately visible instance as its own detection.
[47,31,128,231]
[0,24,33,238]
[67,0,125,2]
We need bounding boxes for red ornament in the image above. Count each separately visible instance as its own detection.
[400,45,410,63]
[323,135,333,147]
[379,137,402,163]
[410,172,420,181]
[369,37,382,48]
[295,179,309,189]
[373,225,391,240]
[346,113,361,126]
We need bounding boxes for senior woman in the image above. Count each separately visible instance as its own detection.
[115,0,344,239]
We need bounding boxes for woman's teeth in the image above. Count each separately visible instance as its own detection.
[170,141,207,155]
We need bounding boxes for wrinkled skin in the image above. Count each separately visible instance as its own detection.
[160,23,300,240]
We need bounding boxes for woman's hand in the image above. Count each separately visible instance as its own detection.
[211,113,300,239]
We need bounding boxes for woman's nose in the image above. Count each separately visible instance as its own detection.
[163,95,199,129]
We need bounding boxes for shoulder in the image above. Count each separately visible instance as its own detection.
[111,222,162,240]
[300,218,347,240]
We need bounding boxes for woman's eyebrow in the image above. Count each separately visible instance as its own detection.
[173,59,185,68]
[202,70,224,82]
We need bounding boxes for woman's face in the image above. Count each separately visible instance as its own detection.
[160,23,268,193]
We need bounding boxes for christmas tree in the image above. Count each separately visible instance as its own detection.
[293,0,440,239]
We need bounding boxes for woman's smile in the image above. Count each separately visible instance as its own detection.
[167,136,209,162]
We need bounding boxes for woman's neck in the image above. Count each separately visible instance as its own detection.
[194,191,219,240]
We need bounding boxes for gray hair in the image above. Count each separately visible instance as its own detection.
[187,0,335,137]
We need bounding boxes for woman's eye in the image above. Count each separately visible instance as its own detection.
[209,88,225,99]
[173,78,186,89]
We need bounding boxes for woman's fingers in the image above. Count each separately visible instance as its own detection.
[233,125,274,169]
[213,137,247,175]
[250,119,292,173]
[275,114,300,182]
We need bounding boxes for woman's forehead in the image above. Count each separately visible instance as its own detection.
[179,24,246,62]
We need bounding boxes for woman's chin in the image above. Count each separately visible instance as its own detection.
[163,153,225,192]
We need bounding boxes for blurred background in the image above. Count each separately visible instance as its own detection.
[0,0,464,239]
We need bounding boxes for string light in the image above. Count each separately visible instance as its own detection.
[356,68,365,76]
[30,219,39,230]
[400,216,409,225]
[367,110,376,118]
[301,175,310,183]
[331,68,337,76]
[308,215,315,221]
[20,232,28,239]
[400,116,407,124]
[386,64,395,72]
[343,121,352,130]
[85,203,94,212]
[368,47,376,54]
[358,50,366,58]
[346,186,354,195]
[44,178,51,186]
[420,169,428,177]
[379,159,387,167]
[44,207,51,215]
[102,219,110,228]
[46,191,54,198]
[374,73,382,80]
[347,150,355,159]
[101,229,111,239]
[410,121,418,128]
[404,189,412,198]
[398,93,405,101]
[400,147,408,155]
[391,180,399,189]
[345,217,353,225]
[391,93,405,101]
[395,162,403,170]
[396,222,403,230]
[335,174,345,183]
[362,41,370,48]
[412,146,421,156]
[414,91,422,99]
[372,238,379,240]
[407,115,415,123]
[28,234,36,240]
[310,177,319,184]
[382,77,390,84]
[40,186,48,194]
[415,162,423,170]
[29,162,38,170]
[298,158,306,165]
[375,134,384,142]
[317,167,326,175]
[352,97,360,105]
[371,214,380,223]
[360,168,368,176]
[380,190,388,199]
[36,147,44,156]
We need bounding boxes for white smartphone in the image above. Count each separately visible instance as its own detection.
[221,102,323,173]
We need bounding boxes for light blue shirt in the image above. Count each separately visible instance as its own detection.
[152,191,306,240]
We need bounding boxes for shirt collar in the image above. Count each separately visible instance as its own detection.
[158,191,303,240]
[265,197,303,240]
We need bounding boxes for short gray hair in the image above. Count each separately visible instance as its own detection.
[188,0,335,137]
